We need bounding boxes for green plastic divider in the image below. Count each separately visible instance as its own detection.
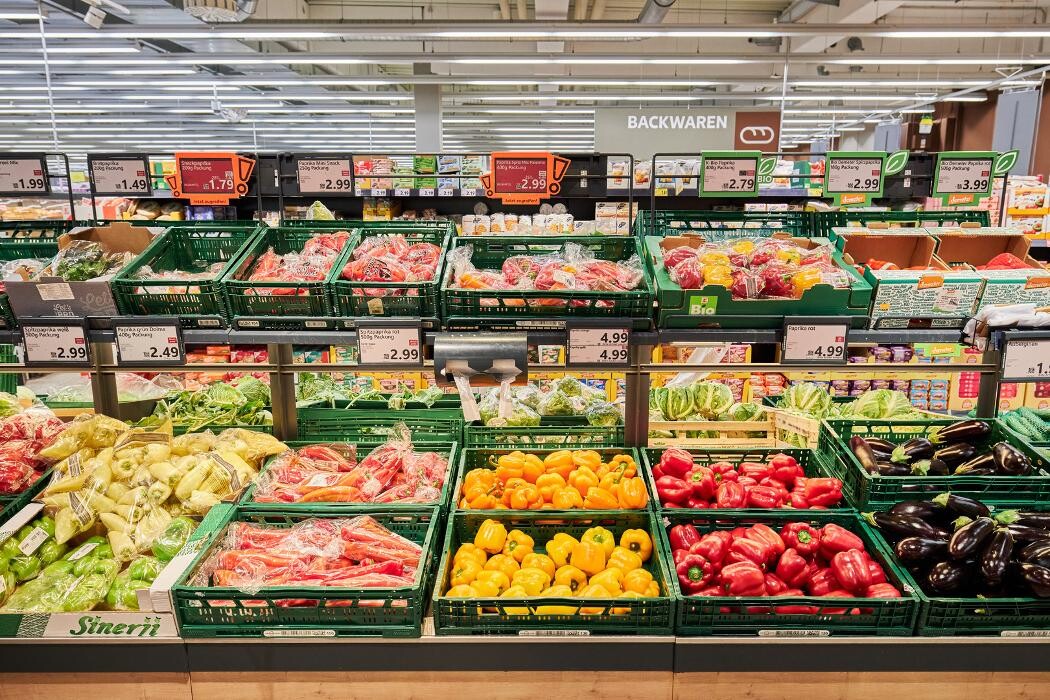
[463,423,625,448]
[636,211,813,238]
[296,404,464,444]
[811,211,990,237]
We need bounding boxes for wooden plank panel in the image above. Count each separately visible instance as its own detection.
[0,673,192,700]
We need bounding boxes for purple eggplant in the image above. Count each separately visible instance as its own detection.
[891,438,935,464]
[890,500,942,520]
[931,420,991,445]
[948,516,996,560]
[932,492,991,518]
[979,528,1014,587]
[992,442,1033,476]
[867,512,949,539]
[1020,563,1050,598]
[933,443,977,466]
[851,436,880,474]
[927,560,971,594]
[895,537,948,563]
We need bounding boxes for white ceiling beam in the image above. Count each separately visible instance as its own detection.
[782,0,905,54]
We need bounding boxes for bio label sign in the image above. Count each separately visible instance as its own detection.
[357,322,423,366]
[1001,338,1050,382]
[700,151,760,197]
[114,319,184,366]
[568,327,630,366]
[164,152,255,205]
[933,151,995,205]
[296,157,352,194]
[0,154,48,195]
[482,152,571,205]
[88,155,152,196]
[22,321,90,367]
[782,320,848,365]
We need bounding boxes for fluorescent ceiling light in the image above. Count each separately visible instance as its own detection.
[792,80,987,88]
[833,126,866,132]
[900,107,936,113]
[106,68,198,76]
[117,93,414,102]
[943,95,987,102]
[763,95,913,102]
[40,46,141,54]
[0,11,39,19]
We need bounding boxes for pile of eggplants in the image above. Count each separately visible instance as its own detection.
[848,419,1035,477]
[865,493,1050,598]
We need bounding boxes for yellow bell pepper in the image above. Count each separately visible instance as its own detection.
[542,450,574,479]
[474,519,508,554]
[608,546,643,573]
[507,483,543,511]
[589,566,624,596]
[503,529,535,562]
[553,564,588,593]
[466,493,499,509]
[521,552,556,580]
[570,541,607,576]
[551,486,583,510]
[500,584,531,615]
[462,469,500,507]
[484,553,520,579]
[583,486,618,510]
[619,529,653,562]
[615,477,649,510]
[644,581,661,597]
[535,472,566,502]
[598,470,624,492]
[521,454,545,484]
[512,566,551,596]
[535,584,577,615]
[475,570,510,594]
[612,590,644,615]
[500,478,528,507]
[471,579,501,597]
[568,466,599,493]
[577,583,610,615]
[453,543,488,567]
[446,584,478,598]
[622,567,654,594]
[545,535,577,568]
[571,450,602,470]
[607,454,637,478]
[495,452,527,483]
[450,558,482,587]
[581,526,616,557]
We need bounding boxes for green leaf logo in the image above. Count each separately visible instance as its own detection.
[885,151,909,177]
[993,150,1019,176]
[758,157,777,177]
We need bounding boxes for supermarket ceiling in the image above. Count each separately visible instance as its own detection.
[0,0,1048,154]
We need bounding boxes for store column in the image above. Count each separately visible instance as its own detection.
[414,68,442,152]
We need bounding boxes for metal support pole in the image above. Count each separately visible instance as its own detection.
[625,343,652,449]
[269,342,297,442]
[975,345,1002,418]
[90,342,120,418]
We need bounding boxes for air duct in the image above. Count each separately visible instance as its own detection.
[182,0,257,23]
[637,0,675,24]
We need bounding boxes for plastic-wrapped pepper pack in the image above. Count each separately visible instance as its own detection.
[247,230,351,296]
[340,233,443,299]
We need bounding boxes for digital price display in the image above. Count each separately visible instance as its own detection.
[0,154,49,195]
[165,152,255,205]
[482,152,571,204]
[88,155,152,196]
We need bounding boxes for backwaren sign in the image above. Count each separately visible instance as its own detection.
[596,108,780,158]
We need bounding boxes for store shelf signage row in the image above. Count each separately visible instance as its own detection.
[0,153,49,196]
[87,154,153,198]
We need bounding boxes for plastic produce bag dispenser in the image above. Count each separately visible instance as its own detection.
[433,333,528,422]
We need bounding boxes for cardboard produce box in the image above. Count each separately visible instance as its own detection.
[5,222,157,319]
[833,229,982,329]
[929,227,1050,311]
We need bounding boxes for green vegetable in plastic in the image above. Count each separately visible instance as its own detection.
[62,572,114,612]
[585,402,623,427]
[10,556,40,582]
[537,390,576,417]
[844,389,918,420]
[37,540,67,567]
[553,376,585,397]
[43,559,75,577]
[106,575,152,611]
[504,401,541,428]
[127,556,162,583]
[151,516,196,563]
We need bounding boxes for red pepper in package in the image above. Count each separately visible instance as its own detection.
[341,234,442,300]
[820,523,865,557]
[676,553,715,594]
[780,522,821,557]
[663,246,698,270]
[0,411,65,495]
[831,549,873,593]
[248,231,350,296]
[670,258,704,289]
[980,252,1031,270]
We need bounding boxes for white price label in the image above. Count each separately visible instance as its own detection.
[461,188,478,197]
[0,157,48,194]
[17,527,48,556]
[1002,339,1050,381]
[827,157,883,193]
[296,158,352,193]
[438,187,454,197]
[90,157,150,195]
[782,323,848,363]
[372,188,388,197]
[115,324,183,365]
[418,187,435,197]
[357,326,422,365]
[702,157,757,193]
[394,188,411,197]
[568,328,630,365]
[936,157,993,194]
[22,324,89,365]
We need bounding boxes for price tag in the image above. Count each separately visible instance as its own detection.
[0,154,49,195]
[438,187,454,197]
[568,327,630,366]
[357,323,423,366]
[88,155,152,196]
[934,153,994,196]
[22,322,90,366]
[114,320,184,366]
[1002,339,1050,382]
[394,188,411,197]
[373,188,388,197]
[295,158,352,194]
[782,321,848,365]
[461,187,477,197]
[418,187,435,197]
[826,157,883,193]
[700,152,759,196]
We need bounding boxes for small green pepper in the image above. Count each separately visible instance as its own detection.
[10,556,40,582]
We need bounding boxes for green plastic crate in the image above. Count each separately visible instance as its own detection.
[0,220,76,249]
[239,440,459,514]
[811,211,990,238]
[818,418,1050,510]
[0,343,19,394]
[453,446,646,513]
[111,224,261,326]
[0,467,52,522]
[640,446,847,512]
[463,423,625,448]
[173,508,440,637]
[296,404,463,444]
[327,221,453,318]
[222,227,354,319]
[662,510,919,636]
[636,211,812,238]
[441,236,654,330]
[0,239,59,329]
[433,510,675,635]
[645,235,873,329]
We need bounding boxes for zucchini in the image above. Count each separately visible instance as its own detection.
[1030,407,1050,420]
[1018,407,1050,441]
[1002,410,1037,439]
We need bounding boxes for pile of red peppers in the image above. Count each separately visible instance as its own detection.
[653,448,843,510]
[669,519,903,610]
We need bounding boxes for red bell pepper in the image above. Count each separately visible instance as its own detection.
[738,461,773,481]
[721,561,766,596]
[736,476,759,490]
[715,481,746,508]
[759,476,790,499]
[655,476,692,506]
[764,572,787,595]
[803,478,844,507]
[651,463,665,480]
[770,453,804,484]
[691,531,730,565]
[668,523,702,552]
[789,492,811,509]
[686,496,710,509]
[676,553,714,594]
[775,547,813,588]
[819,589,856,614]
[865,582,902,598]
[773,588,819,614]
[695,586,722,597]
[730,526,749,540]
[745,524,785,559]
[820,523,864,557]
[746,485,784,509]
[727,535,773,569]
[781,522,821,557]
[686,466,717,500]
[672,547,692,565]
[806,568,842,596]
[831,549,873,593]
[867,559,886,585]
[710,462,738,481]
[659,448,694,479]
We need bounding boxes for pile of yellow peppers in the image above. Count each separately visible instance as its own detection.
[445,519,661,614]
[459,450,648,511]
